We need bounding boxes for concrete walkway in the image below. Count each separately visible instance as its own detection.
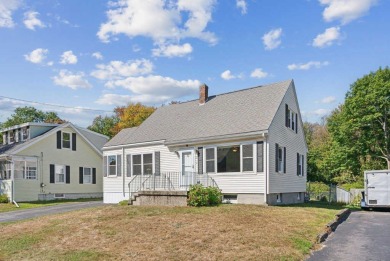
[0,201,103,223]
[308,210,390,260]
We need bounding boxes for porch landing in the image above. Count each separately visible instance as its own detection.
[130,190,187,206]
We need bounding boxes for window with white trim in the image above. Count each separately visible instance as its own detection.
[25,161,37,179]
[22,127,29,141]
[13,161,37,180]
[286,105,297,132]
[55,165,65,183]
[108,155,117,176]
[132,153,153,175]
[83,167,92,184]
[297,153,304,176]
[277,146,285,173]
[205,148,215,173]
[204,143,255,173]
[62,132,71,149]
[9,131,15,144]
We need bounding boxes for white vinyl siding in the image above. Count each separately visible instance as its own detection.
[268,83,307,194]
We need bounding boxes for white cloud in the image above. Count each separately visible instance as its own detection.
[250,68,268,79]
[24,48,49,64]
[220,70,243,80]
[91,59,153,81]
[97,0,217,45]
[60,50,78,64]
[312,27,341,48]
[262,28,282,50]
[236,0,247,14]
[152,43,193,57]
[23,11,45,30]
[320,96,336,104]
[313,108,330,116]
[0,0,21,28]
[319,0,377,24]
[96,75,200,105]
[287,61,329,70]
[92,52,103,60]
[52,70,92,90]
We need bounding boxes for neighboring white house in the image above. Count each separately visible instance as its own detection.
[102,80,307,205]
[0,122,108,202]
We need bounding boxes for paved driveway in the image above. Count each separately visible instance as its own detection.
[0,201,103,223]
[308,210,390,261]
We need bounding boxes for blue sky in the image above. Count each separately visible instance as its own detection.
[0,0,388,127]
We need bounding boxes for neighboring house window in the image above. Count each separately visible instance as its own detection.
[22,127,29,141]
[55,165,66,183]
[275,143,286,173]
[13,161,37,180]
[297,153,304,176]
[132,154,153,175]
[62,132,71,149]
[83,167,92,184]
[206,148,215,173]
[9,131,15,144]
[108,155,117,176]
[25,162,37,179]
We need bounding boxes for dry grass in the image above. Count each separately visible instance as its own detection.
[0,203,341,261]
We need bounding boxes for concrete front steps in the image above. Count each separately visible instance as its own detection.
[129,190,188,206]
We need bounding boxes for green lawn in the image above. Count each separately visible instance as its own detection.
[0,198,102,213]
[0,202,346,261]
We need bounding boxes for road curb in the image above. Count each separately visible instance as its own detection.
[317,208,351,243]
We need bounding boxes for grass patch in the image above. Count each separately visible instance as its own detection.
[0,198,102,213]
[0,202,341,260]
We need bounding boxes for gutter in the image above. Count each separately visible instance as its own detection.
[165,131,268,147]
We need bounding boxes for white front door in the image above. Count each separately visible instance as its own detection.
[181,151,194,188]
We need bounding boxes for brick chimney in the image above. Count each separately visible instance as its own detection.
[199,84,208,105]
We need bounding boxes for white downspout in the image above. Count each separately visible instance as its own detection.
[265,134,269,204]
[122,147,125,197]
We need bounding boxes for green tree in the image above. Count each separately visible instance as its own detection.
[88,115,118,138]
[2,106,65,128]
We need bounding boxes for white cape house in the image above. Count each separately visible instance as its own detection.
[103,80,307,205]
[0,122,108,202]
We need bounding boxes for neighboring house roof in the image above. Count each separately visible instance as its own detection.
[104,80,292,148]
[0,123,108,156]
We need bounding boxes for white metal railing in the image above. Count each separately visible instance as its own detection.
[128,172,218,201]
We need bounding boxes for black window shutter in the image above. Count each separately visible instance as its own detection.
[92,168,96,184]
[297,153,300,176]
[117,155,122,176]
[295,114,298,133]
[275,143,279,172]
[198,147,203,174]
[66,166,70,184]
[283,147,287,173]
[50,164,55,183]
[126,154,131,177]
[302,155,305,176]
[257,142,264,172]
[79,167,83,184]
[103,156,107,177]
[154,151,160,175]
[72,133,76,151]
[57,131,61,149]
[285,104,289,127]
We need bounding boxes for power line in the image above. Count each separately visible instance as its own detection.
[0,95,113,113]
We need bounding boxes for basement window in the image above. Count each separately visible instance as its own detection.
[54,193,65,198]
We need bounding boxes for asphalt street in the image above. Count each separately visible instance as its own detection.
[0,201,103,223]
[309,210,390,261]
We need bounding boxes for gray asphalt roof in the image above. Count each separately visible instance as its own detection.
[0,124,108,155]
[104,80,292,147]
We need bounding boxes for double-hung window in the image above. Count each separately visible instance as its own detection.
[108,155,117,176]
[62,132,71,149]
[25,162,37,179]
[132,153,153,175]
[275,143,286,173]
[242,144,254,172]
[297,153,304,176]
[83,167,92,184]
[285,104,298,132]
[205,148,215,173]
[55,165,65,183]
